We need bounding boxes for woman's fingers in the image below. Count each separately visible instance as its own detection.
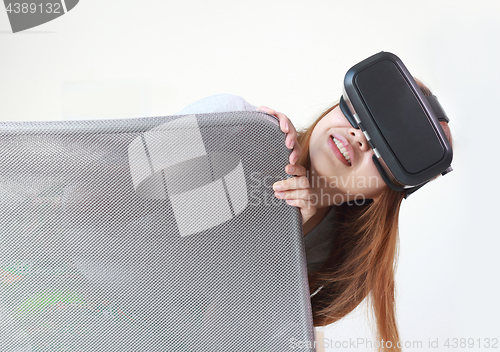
[273,164,308,191]
[285,163,307,177]
[272,164,315,224]
[274,188,316,225]
[286,199,316,220]
[256,106,301,165]
[274,188,310,201]
[288,140,302,165]
[273,176,309,192]
[256,106,289,133]
[256,107,314,223]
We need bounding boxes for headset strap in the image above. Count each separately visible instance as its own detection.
[404,164,453,199]
[426,95,449,123]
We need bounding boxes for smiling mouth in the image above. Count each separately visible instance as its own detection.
[331,136,351,165]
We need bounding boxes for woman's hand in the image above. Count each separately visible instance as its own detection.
[256,106,301,165]
[256,106,316,225]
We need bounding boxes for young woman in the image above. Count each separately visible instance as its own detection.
[176,81,453,352]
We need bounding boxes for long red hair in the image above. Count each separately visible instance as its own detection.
[298,81,452,352]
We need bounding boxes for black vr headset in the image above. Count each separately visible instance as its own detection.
[339,51,453,199]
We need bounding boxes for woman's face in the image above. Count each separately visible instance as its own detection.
[308,105,387,203]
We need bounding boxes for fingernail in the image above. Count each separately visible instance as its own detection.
[273,184,282,191]
[287,165,294,173]
[285,122,289,133]
[289,140,294,149]
[292,155,299,164]
[275,191,284,198]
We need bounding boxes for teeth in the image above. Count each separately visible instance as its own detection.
[333,137,351,164]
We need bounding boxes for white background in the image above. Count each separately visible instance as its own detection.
[1,0,499,351]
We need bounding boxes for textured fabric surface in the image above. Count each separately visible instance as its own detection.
[0,111,315,351]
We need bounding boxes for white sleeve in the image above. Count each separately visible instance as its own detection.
[175,94,257,115]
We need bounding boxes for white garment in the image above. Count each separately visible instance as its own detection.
[176,94,335,274]
[176,93,257,115]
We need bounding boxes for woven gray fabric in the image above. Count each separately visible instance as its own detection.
[0,112,315,351]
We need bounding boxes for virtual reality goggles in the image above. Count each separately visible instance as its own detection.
[339,51,453,199]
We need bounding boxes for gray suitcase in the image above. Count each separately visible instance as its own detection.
[0,111,315,351]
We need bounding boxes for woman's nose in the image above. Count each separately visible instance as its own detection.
[348,127,371,152]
